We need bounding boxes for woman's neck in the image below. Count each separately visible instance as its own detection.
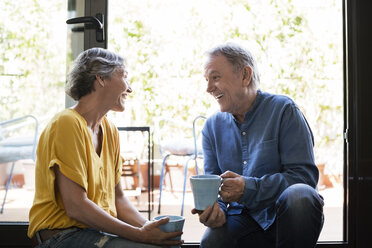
[73,95,108,131]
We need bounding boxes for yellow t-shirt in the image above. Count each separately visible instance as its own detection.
[28,109,122,238]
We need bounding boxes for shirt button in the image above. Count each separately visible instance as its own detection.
[242,132,246,135]
[243,161,247,165]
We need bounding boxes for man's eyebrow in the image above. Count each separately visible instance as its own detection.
[205,70,220,77]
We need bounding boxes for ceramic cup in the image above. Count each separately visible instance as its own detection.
[153,215,185,248]
[190,174,221,211]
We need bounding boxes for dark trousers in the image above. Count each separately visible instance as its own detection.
[200,183,324,248]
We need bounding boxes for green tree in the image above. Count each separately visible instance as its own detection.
[1,0,343,177]
[0,0,66,126]
[108,0,343,176]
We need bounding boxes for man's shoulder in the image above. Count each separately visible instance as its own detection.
[261,90,293,102]
[260,91,296,108]
[207,111,231,123]
[203,111,233,134]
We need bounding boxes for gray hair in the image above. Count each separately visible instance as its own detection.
[207,43,260,89]
[66,47,125,100]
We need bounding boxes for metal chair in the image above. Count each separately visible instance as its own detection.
[0,115,38,213]
[180,115,206,215]
[156,116,206,216]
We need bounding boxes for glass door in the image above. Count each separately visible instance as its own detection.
[66,0,108,108]
[0,0,108,246]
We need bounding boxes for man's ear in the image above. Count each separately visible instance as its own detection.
[242,66,252,87]
[96,75,105,88]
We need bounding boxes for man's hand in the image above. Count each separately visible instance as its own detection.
[220,171,245,203]
[191,202,226,228]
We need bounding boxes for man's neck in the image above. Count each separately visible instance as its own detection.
[233,88,258,123]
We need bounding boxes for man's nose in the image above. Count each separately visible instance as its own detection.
[126,82,133,93]
[206,81,214,93]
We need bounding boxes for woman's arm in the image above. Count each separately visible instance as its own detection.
[54,165,182,246]
[114,180,147,227]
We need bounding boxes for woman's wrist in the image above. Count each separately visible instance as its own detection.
[120,225,142,242]
[142,220,151,227]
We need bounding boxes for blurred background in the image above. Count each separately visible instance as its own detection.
[0,0,343,242]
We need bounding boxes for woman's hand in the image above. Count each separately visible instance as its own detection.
[136,217,184,246]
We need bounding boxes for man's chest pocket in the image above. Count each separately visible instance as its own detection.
[248,139,280,177]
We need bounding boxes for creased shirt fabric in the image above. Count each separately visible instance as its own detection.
[202,90,318,230]
[28,109,122,238]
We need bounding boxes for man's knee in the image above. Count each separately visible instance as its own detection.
[276,183,324,217]
[275,184,324,247]
[200,226,233,248]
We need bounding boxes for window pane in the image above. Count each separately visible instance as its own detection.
[0,0,344,244]
[108,0,343,242]
[0,0,66,220]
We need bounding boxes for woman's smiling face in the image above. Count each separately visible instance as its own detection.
[104,67,132,112]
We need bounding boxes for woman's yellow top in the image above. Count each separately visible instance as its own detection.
[28,109,122,238]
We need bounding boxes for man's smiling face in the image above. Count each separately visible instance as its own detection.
[204,54,247,115]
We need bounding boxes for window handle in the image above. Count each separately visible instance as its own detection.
[66,14,105,42]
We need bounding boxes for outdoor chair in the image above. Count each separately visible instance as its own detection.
[0,115,38,213]
[156,115,206,216]
[180,115,206,215]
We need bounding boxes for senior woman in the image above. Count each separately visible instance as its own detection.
[28,48,182,248]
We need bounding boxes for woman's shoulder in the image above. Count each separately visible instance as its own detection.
[38,109,85,143]
[48,109,86,131]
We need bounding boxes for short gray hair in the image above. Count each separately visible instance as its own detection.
[66,47,125,100]
[207,43,260,89]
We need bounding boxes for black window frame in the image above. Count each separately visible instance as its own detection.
[1,1,372,247]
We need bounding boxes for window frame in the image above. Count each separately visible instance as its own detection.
[1,0,371,247]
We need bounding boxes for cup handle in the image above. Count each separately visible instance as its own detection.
[220,178,225,185]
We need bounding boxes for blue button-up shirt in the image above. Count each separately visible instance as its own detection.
[202,90,318,230]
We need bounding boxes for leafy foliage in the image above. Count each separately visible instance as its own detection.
[0,0,67,125]
[108,0,343,175]
[1,0,343,175]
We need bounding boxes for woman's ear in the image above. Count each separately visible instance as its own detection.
[96,75,105,87]
[242,66,252,87]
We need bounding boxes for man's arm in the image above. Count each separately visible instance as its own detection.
[227,104,318,210]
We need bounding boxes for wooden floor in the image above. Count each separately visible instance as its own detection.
[0,167,343,243]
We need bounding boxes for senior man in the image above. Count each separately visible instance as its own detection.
[192,43,324,248]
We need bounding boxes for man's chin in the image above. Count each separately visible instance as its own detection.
[219,106,228,113]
